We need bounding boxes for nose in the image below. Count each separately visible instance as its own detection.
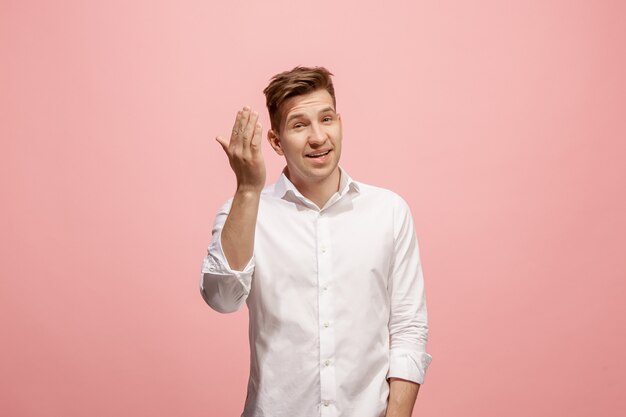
[308,122,326,145]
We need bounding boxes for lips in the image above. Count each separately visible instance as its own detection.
[306,149,332,158]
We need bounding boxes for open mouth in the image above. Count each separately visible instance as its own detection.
[306,150,331,158]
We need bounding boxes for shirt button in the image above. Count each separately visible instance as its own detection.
[324,359,331,366]
[322,286,328,291]
[323,400,330,407]
[323,321,330,328]
[321,246,327,253]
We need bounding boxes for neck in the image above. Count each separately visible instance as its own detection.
[286,166,341,209]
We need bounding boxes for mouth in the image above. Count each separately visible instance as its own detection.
[305,149,332,158]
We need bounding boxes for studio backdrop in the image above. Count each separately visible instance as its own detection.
[2,1,625,416]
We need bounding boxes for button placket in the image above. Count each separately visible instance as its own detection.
[317,213,337,414]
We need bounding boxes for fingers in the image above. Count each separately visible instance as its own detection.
[215,135,228,153]
[243,111,259,143]
[251,122,263,149]
[231,110,243,143]
[224,106,263,153]
[238,107,251,140]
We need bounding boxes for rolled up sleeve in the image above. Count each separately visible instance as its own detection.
[199,199,255,314]
[387,195,433,384]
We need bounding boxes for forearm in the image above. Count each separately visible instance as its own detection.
[385,378,420,417]
[220,189,261,271]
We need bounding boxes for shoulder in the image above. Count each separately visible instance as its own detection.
[353,180,410,210]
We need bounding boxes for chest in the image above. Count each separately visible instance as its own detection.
[253,197,395,290]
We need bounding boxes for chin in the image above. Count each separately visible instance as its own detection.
[313,164,339,179]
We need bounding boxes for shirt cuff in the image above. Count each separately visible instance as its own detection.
[387,348,433,385]
[201,232,255,292]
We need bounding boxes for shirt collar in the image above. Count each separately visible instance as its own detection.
[273,165,360,203]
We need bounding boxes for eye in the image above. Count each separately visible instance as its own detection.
[322,115,334,123]
[293,123,305,129]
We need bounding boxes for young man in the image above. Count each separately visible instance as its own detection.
[200,67,432,417]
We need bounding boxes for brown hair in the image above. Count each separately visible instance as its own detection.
[263,66,336,131]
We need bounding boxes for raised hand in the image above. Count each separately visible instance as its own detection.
[216,106,266,193]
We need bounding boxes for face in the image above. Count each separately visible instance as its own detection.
[268,89,342,188]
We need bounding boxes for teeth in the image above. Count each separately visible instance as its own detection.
[308,150,330,157]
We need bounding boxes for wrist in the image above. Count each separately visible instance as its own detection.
[234,186,263,198]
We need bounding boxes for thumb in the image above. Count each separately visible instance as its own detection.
[215,136,229,153]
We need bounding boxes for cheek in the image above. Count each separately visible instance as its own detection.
[288,135,308,148]
[282,139,304,155]
[331,129,342,144]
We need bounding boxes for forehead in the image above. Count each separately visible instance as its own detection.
[280,89,336,121]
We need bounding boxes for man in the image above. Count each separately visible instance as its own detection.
[200,66,432,417]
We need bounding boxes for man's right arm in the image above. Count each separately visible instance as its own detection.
[219,189,261,271]
[199,106,266,313]
[200,191,260,313]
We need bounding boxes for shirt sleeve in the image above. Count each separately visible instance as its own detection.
[386,195,433,384]
[199,198,255,314]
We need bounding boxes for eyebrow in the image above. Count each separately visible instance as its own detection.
[285,107,336,124]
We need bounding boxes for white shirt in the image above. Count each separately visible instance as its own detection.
[200,166,432,417]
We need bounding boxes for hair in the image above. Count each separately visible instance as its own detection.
[263,66,336,131]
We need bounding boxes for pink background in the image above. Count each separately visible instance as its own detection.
[2,1,625,416]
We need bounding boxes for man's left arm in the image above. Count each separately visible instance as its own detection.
[386,377,420,417]
[385,195,433,416]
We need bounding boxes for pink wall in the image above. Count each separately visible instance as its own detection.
[2,1,625,416]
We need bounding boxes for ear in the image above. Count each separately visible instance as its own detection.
[267,129,284,156]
